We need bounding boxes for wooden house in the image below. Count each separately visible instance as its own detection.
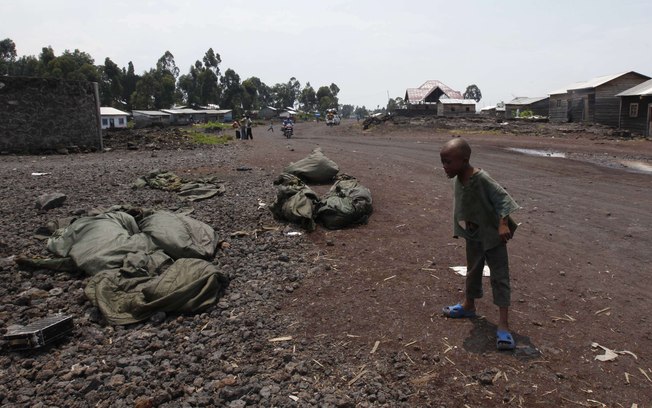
[161,108,205,125]
[99,107,129,129]
[548,71,650,125]
[616,79,652,137]
[405,80,463,111]
[504,96,549,118]
[437,99,475,116]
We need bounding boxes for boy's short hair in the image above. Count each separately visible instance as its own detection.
[442,138,472,159]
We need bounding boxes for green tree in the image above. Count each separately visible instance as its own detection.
[463,84,482,102]
[121,62,139,111]
[178,49,222,106]
[354,105,368,118]
[0,38,17,75]
[340,104,354,118]
[299,82,317,112]
[99,57,124,107]
[242,76,268,110]
[42,49,100,82]
[220,68,244,116]
[130,70,158,109]
[316,85,338,112]
[11,55,39,76]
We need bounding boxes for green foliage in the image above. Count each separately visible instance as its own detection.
[463,84,482,102]
[387,97,407,112]
[186,130,233,145]
[193,121,231,131]
[340,104,354,118]
[0,38,17,75]
[518,109,534,118]
[3,38,348,116]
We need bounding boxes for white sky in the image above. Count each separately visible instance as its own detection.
[3,0,651,108]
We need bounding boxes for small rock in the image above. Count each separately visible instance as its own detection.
[149,311,167,325]
[48,288,64,296]
[35,193,67,210]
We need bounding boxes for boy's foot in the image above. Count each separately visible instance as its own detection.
[442,303,476,318]
[496,329,516,350]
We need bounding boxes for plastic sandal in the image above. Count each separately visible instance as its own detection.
[442,303,477,318]
[496,329,516,350]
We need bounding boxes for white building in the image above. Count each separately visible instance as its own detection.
[100,107,129,129]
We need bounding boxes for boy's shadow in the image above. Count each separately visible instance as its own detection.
[462,316,541,359]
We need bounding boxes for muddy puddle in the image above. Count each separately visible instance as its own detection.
[507,147,652,175]
[507,147,566,158]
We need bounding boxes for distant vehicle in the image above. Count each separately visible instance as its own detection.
[326,109,339,126]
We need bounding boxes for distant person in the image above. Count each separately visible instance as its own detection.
[267,119,274,132]
[244,115,253,140]
[232,119,241,140]
[439,138,520,351]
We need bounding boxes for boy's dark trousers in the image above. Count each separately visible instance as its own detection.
[465,240,511,307]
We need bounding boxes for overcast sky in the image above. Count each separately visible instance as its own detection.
[3,0,651,108]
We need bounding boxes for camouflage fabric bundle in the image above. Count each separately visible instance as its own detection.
[269,174,319,231]
[284,147,340,184]
[315,175,373,230]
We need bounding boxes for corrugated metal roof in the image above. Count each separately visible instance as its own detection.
[406,80,463,102]
[132,110,170,116]
[100,107,129,116]
[439,99,475,105]
[616,78,652,96]
[566,72,630,90]
[550,71,650,95]
[506,96,549,105]
[161,108,205,114]
[405,88,430,102]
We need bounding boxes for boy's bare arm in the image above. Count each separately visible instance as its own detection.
[498,217,513,243]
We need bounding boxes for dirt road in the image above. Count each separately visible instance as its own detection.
[245,120,652,406]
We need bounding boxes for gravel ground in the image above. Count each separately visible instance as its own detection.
[0,138,398,407]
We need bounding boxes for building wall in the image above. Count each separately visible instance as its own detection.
[0,77,102,153]
[619,95,652,136]
[437,103,475,117]
[101,115,128,129]
[505,100,549,118]
[594,73,650,127]
[549,94,569,122]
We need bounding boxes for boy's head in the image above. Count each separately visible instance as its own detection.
[440,138,472,178]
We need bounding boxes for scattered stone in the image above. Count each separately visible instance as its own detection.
[35,192,67,210]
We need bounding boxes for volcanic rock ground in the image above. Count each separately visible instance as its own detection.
[0,118,651,407]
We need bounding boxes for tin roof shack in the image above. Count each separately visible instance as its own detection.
[404,80,463,114]
[437,99,476,117]
[505,97,549,118]
[100,107,129,129]
[616,79,652,137]
[549,71,650,125]
[480,105,506,119]
[259,106,278,119]
[161,108,205,125]
[132,110,171,128]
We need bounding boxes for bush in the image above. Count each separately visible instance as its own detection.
[186,130,233,145]
[517,109,534,118]
[193,121,231,131]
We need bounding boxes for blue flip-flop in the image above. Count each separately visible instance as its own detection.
[496,330,516,350]
[442,303,476,318]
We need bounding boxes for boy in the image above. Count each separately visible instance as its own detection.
[439,138,520,350]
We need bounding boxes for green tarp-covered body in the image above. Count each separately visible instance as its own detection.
[284,148,340,184]
[269,174,319,231]
[47,210,228,325]
[315,176,373,229]
[272,149,373,231]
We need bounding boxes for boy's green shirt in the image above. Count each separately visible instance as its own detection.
[453,169,519,250]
